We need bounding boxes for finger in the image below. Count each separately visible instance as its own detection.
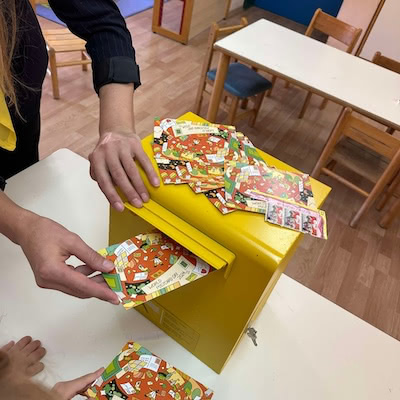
[107,152,143,208]
[91,157,124,212]
[88,157,96,181]
[27,346,46,365]
[22,339,41,355]
[58,268,119,305]
[133,139,160,188]
[75,265,98,276]
[90,275,108,284]
[26,361,44,377]
[59,367,105,398]
[69,237,115,274]
[120,148,149,203]
[0,341,14,352]
[15,337,32,350]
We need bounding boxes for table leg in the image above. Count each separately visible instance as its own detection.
[206,52,230,122]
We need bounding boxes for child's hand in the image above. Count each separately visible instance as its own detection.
[51,367,104,400]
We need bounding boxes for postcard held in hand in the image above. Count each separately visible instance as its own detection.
[99,232,214,310]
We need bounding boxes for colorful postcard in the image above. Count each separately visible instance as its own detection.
[203,187,236,215]
[86,341,214,399]
[224,163,316,213]
[99,232,214,310]
[152,118,234,165]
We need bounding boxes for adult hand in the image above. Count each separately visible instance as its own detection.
[89,132,160,212]
[52,367,104,400]
[18,213,119,305]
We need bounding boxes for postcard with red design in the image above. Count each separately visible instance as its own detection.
[152,118,234,165]
[86,341,214,399]
[224,163,315,213]
[99,232,214,310]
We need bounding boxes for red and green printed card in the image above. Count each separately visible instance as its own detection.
[224,163,316,213]
[86,341,214,399]
[99,232,214,310]
[153,118,233,165]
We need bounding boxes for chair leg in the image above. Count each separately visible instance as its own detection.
[379,197,400,229]
[81,52,88,71]
[299,91,312,119]
[320,98,329,110]
[241,98,249,110]
[350,150,400,228]
[311,108,348,179]
[249,92,265,128]
[376,171,400,211]
[194,76,207,115]
[326,159,337,171]
[227,96,239,125]
[267,75,277,98]
[48,49,60,100]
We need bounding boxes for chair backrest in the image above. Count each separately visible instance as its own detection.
[201,17,248,77]
[372,52,400,75]
[334,108,400,160]
[306,8,362,53]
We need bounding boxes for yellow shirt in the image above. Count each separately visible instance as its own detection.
[0,93,16,151]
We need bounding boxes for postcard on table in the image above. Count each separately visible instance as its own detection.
[86,341,214,399]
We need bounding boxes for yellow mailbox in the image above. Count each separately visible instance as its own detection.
[109,112,331,373]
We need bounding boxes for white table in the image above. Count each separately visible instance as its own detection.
[1,149,399,399]
[207,19,400,130]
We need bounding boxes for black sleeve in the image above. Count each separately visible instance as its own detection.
[48,0,141,93]
[0,176,6,191]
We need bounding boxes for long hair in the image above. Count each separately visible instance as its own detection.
[0,0,18,108]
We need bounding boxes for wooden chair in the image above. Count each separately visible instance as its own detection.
[377,171,400,228]
[43,30,91,99]
[311,108,400,228]
[372,51,400,134]
[270,9,362,117]
[31,0,91,99]
[194,18,272,127]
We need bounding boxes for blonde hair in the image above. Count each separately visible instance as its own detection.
[0,0,18,108]
[0,351,59,400]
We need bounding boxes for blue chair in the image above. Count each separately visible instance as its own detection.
[194,18,272,127]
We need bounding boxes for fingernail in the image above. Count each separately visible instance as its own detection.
[141,193,149,202]
[152,177,160,187]
[113,202,124,212]
[103,259,115,272]
[132,198,143,208]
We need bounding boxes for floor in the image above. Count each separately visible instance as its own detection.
[38,3,400,341]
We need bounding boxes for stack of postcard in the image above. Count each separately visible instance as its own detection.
[152,118,327,239]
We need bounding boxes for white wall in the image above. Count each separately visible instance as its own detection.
[327,0,380,53]
[230,0,244,13]
[360,0,400,61]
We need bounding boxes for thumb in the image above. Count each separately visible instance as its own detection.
[70,236,115,273]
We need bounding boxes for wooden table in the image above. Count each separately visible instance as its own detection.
[207,19,400,130]
[152,0,232,45]
[1,149,400,399]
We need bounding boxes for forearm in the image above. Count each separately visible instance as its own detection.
[99,83,136,137]
[0,192,37,245]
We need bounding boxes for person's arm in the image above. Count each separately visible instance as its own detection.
[0,191,118,304]
[48,0,160,211]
